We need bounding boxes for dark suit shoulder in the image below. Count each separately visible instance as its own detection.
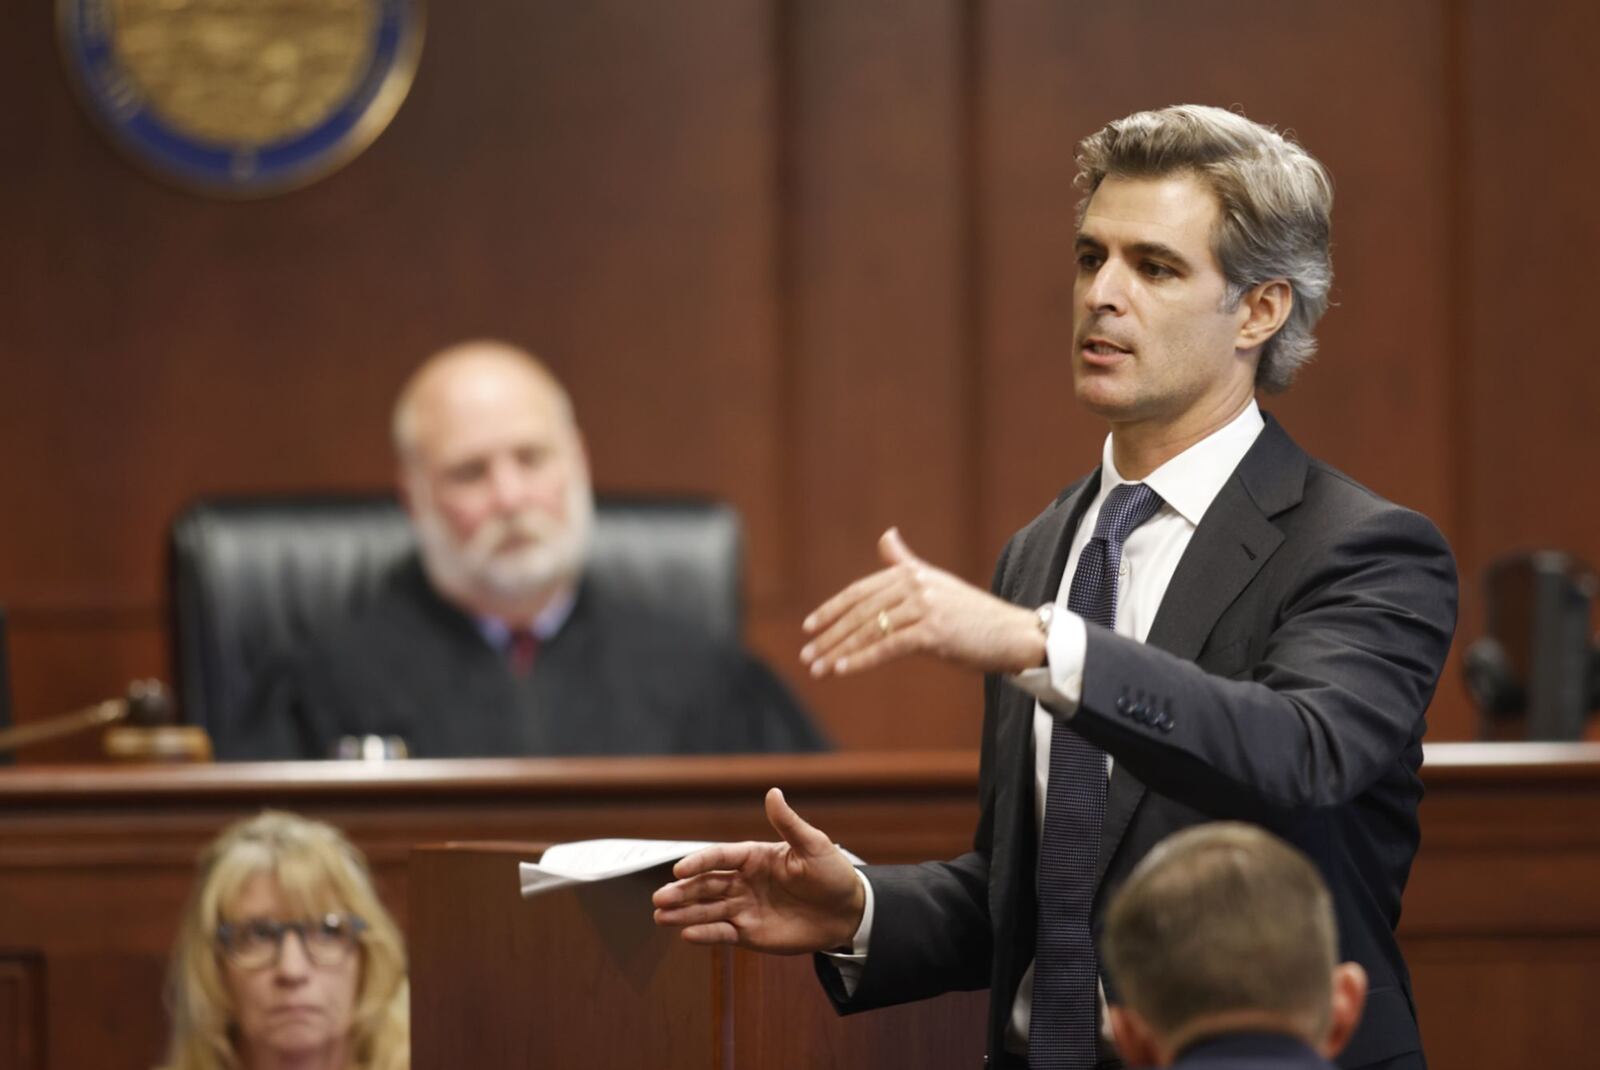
[1237,419,1454,591]
[1302,456,1437,528]
[1279,457,1457,594]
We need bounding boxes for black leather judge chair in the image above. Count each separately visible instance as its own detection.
[168,495,743,750]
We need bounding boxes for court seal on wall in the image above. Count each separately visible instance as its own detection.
[58,0,424,197]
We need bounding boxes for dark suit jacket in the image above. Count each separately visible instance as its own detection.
[227,556,827,759]
[1172,1032,1337,1070]
[820,416,1456,1070]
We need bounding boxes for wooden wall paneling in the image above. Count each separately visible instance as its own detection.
[0,954,44,1070]
[1405,938,1600,1069]
[1456,2,1600,743]
[1461,1,1600,563]
[971,0,1108,556]
[3,614,166,764]
[408,843,987,1069]
[0,745,1592,1070]
[783,0,983,748]
[0,1,799,743]
[0,754,980,1068]
[11,1,1599,749]
[1401,745,1600,1063]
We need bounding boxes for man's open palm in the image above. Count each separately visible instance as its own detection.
[652,788,865,954]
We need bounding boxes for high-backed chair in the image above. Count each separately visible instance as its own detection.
[168,495,743,751]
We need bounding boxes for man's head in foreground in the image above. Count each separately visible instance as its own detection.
[392,341,594,623]
[1102,823,1368,1067]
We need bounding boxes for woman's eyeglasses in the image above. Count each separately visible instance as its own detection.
[215,913,367,969]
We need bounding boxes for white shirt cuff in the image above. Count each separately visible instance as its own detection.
[820,867,874,996]
[1011,607,1087,713]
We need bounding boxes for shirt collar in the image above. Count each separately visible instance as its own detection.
[475,585,578,650]
[1095,400,1265,527]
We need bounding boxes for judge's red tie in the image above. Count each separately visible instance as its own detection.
[507,627,540,678]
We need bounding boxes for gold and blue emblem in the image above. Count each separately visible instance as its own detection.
[58,0,423,197]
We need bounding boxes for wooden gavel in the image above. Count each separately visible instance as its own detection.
[0,680,211,761]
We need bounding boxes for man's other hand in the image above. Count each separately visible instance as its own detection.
[800,527,1045,678]
[652,788,865,954]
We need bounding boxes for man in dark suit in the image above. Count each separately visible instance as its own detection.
[652,104,1455,1070]
[235,341,825,759]
[1101,823,1366,1070]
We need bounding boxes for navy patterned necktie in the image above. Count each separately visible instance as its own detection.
[1031,481,1163,1070]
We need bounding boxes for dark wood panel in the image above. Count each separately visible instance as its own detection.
[0,753,978,1070]
[1400,743,1600,1066]
[410,843,987,1069]
[411,848,723,1068]
[784,0,983,750]
[0,1,785,601]
[1406,939,1600,1067]
[12,0,1600,753]
[0,745,1596,1069]
[0,956,44,1070]
[1459,0,1600,723]
[4,617,166,764]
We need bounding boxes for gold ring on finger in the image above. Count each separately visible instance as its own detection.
[877,609,893,637]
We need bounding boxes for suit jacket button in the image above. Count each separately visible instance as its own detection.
[1115,695,1130,714]
[1158,715,1175,732]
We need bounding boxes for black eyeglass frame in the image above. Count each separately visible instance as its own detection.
[214,913,369,969]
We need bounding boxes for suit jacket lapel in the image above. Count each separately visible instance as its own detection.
[1000,473,1100,774]
[1095,416,1306,887]
[992,475,1099,925]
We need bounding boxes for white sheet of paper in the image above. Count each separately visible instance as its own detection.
[517,837,866,898]
[519,839,714,898]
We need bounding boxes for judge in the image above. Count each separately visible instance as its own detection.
[234,341,825,759]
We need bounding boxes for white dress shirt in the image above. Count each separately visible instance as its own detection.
[831,401,1265,1056]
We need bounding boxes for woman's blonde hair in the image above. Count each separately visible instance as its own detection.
[159,811,409,1070]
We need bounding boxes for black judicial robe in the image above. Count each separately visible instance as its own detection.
[228,556,827,760]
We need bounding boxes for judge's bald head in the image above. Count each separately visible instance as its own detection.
[393,341,593,622]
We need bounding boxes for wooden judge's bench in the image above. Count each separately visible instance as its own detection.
[0,745,1597,1069]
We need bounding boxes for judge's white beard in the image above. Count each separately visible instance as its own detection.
[412,479,594,614]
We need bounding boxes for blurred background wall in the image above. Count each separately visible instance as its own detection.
[3,0,1596,758]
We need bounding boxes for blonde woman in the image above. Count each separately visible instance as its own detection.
[160,811,408,1070]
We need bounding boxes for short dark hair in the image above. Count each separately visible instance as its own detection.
[1101,823,1338,1040]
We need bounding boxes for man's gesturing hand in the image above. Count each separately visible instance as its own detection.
[652,788,866,954]
[800,527,1045,678]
